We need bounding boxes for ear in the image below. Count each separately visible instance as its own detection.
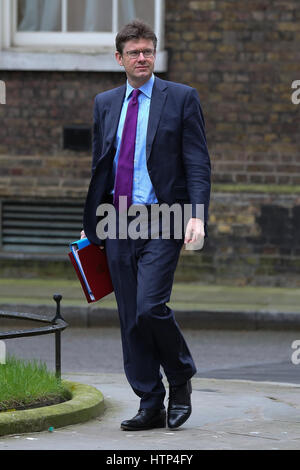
[115,51,123,67]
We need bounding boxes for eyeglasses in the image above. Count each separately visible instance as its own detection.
[125,49,155,59]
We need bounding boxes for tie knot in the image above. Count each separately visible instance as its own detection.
[131,88,140,104]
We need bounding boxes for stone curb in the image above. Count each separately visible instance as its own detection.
[0,381,104,437]
[1,304,300,330]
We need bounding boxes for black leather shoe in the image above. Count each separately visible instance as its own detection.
[120,408,166,431]
[167,379,192,429]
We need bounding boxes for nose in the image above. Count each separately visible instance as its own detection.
[137,51,146,60]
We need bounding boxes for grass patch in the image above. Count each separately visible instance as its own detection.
[0,355,72,412]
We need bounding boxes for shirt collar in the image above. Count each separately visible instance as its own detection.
[126,74,155,100]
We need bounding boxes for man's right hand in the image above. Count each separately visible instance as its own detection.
[80,230,104,249]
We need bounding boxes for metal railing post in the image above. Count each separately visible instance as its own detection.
[52,294,63,380]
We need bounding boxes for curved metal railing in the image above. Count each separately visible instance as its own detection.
[0,294,68,379]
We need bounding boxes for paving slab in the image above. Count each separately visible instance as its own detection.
[1,373,300,450]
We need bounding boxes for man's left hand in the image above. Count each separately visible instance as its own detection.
[184,218,205,247]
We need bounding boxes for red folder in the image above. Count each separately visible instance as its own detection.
[68,243,113,303]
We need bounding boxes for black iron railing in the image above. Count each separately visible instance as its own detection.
[0,294,68,379]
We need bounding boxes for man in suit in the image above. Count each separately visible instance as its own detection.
[82,19,211,431]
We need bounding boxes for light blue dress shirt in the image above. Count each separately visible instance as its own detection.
[112,74,158,205]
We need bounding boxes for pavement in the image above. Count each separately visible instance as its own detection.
[1,279,300,450]
[1,373,300,450]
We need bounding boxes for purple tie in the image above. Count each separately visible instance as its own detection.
[113,88,141,211]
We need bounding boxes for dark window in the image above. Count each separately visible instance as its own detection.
[63,126,91,152]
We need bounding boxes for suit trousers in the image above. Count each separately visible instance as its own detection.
[104,209,197,409]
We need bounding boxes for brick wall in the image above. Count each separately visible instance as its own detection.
[0,0,299,284]
[165,0,300,185]
[177,191,300,287]
[0,71,124,156]
[0,1,299,184]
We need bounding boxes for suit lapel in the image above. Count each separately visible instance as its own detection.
[103,85,126,155]
[146,77,167,161]
[100,78,167,162]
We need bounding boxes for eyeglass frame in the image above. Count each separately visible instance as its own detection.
[124,49,155,59]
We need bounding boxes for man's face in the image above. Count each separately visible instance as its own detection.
[115,38,156,87]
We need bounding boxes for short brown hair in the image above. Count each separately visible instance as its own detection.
[115,19,157,54]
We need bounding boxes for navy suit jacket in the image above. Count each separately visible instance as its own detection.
[83,76,211,245]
